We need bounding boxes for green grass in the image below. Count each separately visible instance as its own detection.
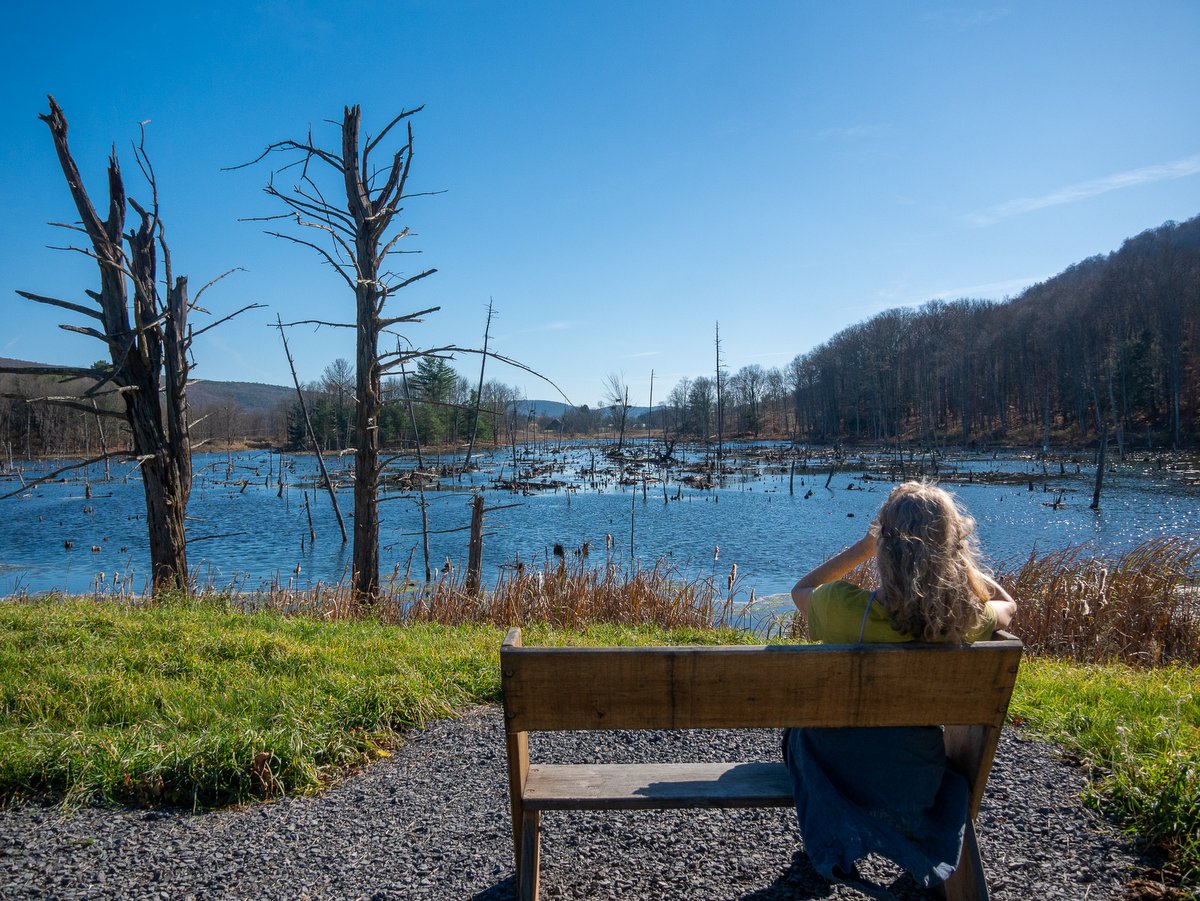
[0,597,489,808]
[0,597,750,809]
[1011,658,1200,888]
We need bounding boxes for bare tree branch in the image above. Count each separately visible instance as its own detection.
[57,323,119,346]
[372,129,414,216]
[190,302,266,338]
[0,364,106,380]
[379,345,573,405]
[291,175,358,234]
[363,106,423,163]
[45,243,140,283]
[15,290,103,321]
[268,186,358,239]
[225,138,343,173]
[374,267,436,316]
[263,229,356,289]
[377,268,436,309]
[287,211,361,271]
[377,227,411,262]
[237,212,296,224]
[378,304,442,328]
[192,267,247,307]
[278,318,356,329]
[45,220,92,236]
[0,393,126,418]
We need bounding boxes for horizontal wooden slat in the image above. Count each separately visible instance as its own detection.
[523,762,793,810]
[502,639,1022,732]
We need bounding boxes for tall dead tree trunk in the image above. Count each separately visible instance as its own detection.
[1,98,253,594]
[277,316,347,542]
[244,105,438,603]
[346,110,387,600]
[466,493,484,595]
[715,323,725,478]
[1091,420,1109,511]
[463,300,494,469]
[243,108,566,602]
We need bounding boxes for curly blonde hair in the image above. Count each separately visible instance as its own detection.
[874,481,989,642]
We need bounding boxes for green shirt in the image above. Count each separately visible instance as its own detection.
[808,580,998,644]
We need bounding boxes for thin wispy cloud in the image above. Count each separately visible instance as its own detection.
[929,274,1051,301]
[625,351,661,359]
[967,154,1200,226]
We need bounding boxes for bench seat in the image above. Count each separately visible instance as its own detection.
[524,761,793,810]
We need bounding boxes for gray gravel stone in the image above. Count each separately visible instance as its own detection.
[0,707,1143,899]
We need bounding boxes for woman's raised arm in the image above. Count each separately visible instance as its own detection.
[790,528,877,617]
[979,573,1018,629]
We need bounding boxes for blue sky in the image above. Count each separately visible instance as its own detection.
[2,1,1198,408]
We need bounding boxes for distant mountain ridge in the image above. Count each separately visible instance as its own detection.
[512,400,652,419]
[0,358,295,412]
[188,380,294,411]
[0,357,52,371]
[0,358,600,419]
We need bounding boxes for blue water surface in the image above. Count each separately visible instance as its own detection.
[1,443,1196,600]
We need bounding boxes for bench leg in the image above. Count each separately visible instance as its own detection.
[517,809,541,901]
[941,818,988,901]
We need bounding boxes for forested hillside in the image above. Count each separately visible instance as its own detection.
[785,216,1199,449]
[654,216,1199,450]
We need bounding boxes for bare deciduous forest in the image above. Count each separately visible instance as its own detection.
[667,216,1200,450]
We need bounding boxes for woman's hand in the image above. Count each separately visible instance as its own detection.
[790,526,878,617]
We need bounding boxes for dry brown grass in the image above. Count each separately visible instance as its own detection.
[222,557,751,633]
[403,559,736,629]
[998,537,1200,665]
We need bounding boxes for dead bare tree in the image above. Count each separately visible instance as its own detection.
[0,97,255,593]
[463,299,495,469]
[715,322,726,477]
[239,106,569,601]
[237,104,444,602]
[276,315,347,542]
[603,372,632,452]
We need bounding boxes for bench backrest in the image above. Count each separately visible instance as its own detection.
[501,627,1023,733]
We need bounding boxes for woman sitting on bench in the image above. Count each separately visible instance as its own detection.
[788,480,1017,896]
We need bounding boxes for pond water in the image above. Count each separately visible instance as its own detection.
[1,442,1197,608]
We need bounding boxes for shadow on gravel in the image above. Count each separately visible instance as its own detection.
[740,849,833,899]
[469,875,515,900]
[741,849,941,900]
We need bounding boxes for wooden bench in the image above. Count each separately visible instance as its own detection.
[501,627,1023,901]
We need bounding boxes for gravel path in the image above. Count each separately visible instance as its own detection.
[0,707,1142,900]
